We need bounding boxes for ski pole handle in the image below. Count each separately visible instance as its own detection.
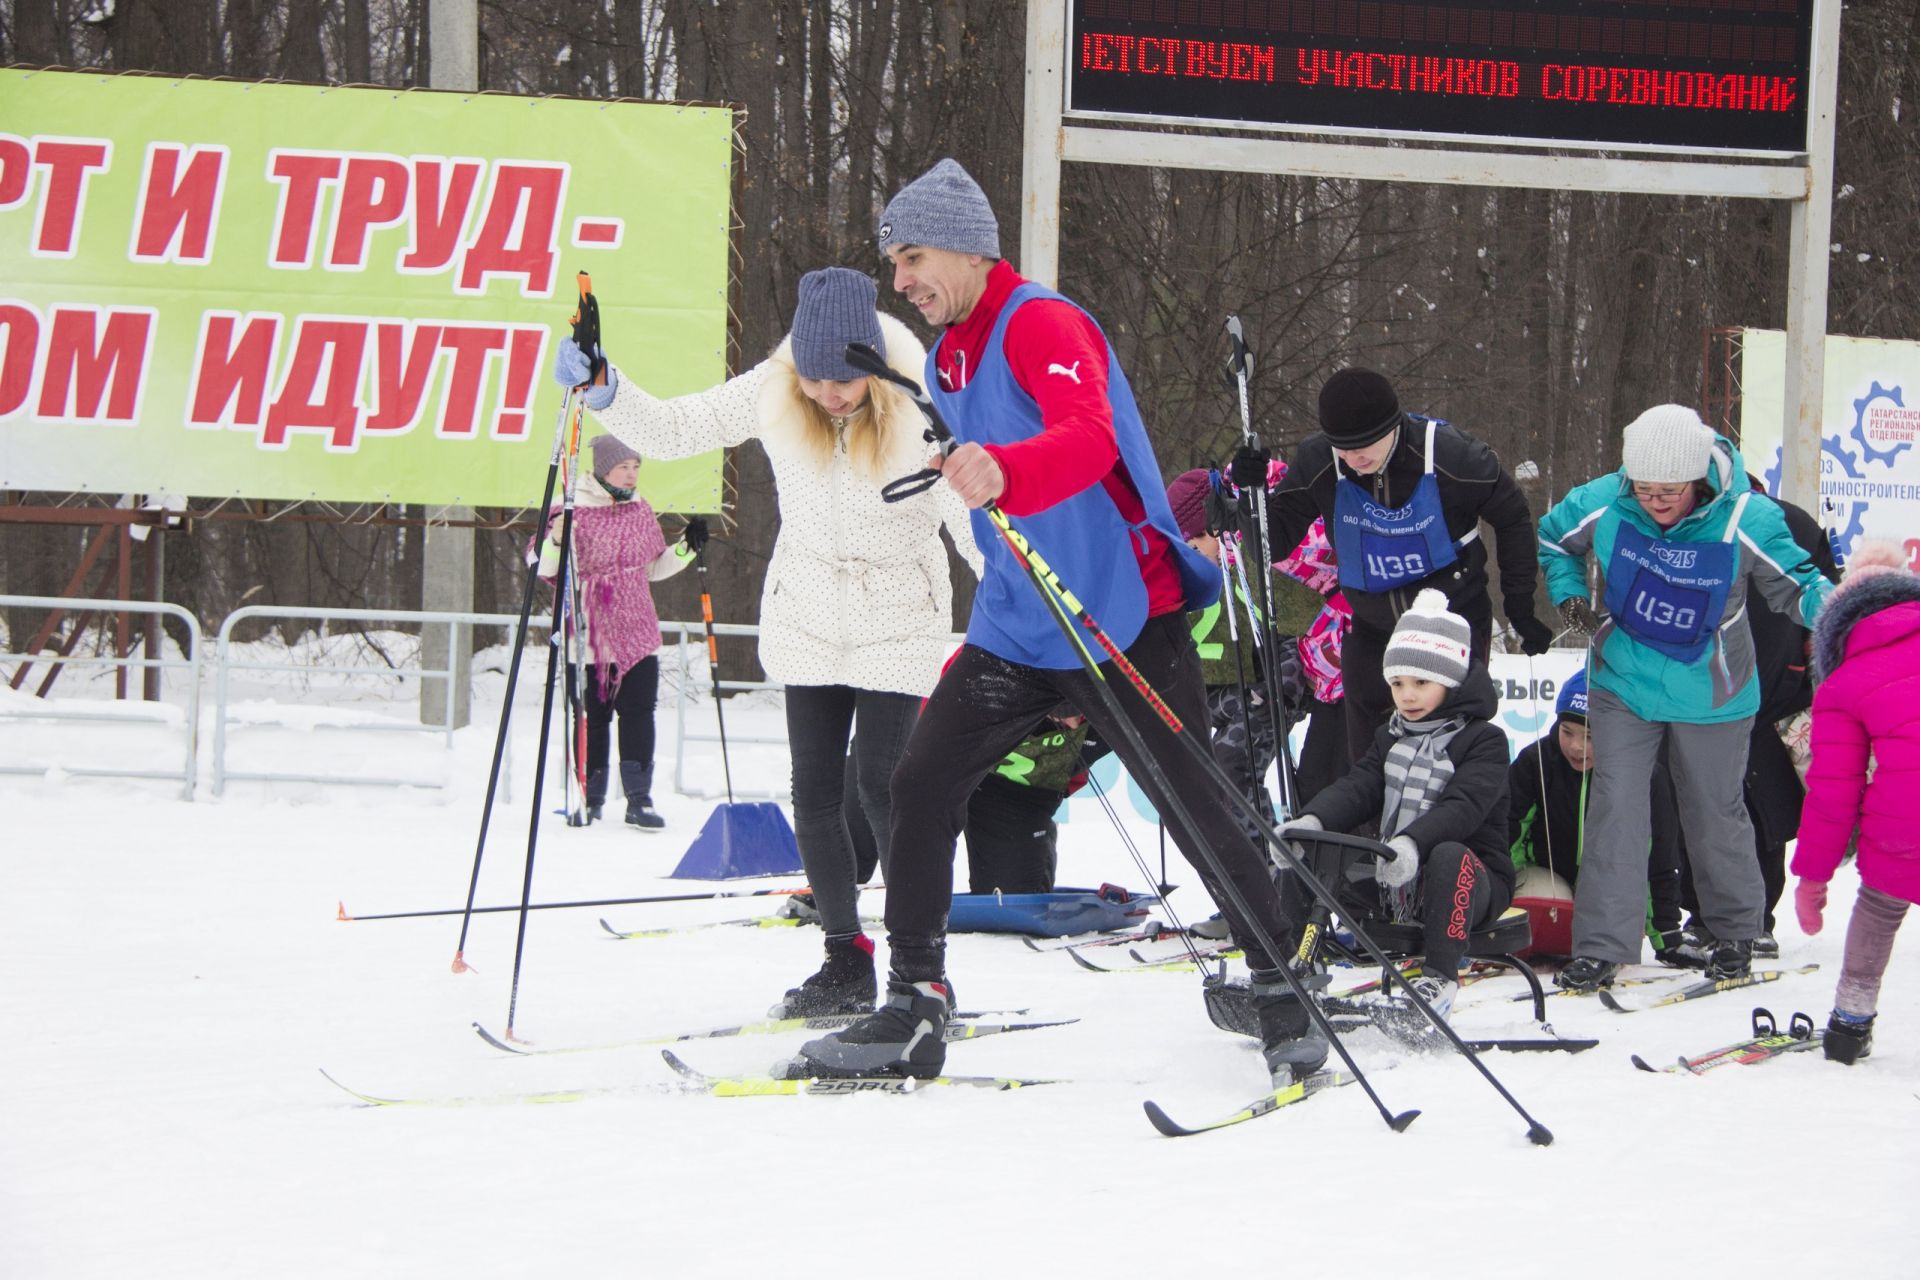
[569,271,606,390]
[1225,314,1252,380]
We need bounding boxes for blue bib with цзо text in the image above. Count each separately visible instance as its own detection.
[1330,417,1462,594]
[1601,493,1746,663]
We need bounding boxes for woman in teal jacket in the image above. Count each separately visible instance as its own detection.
[1537,405,1831,991]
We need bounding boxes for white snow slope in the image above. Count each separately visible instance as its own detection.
[3,642,1916,1279]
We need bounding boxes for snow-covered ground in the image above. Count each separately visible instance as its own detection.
[4,637,1916,1278]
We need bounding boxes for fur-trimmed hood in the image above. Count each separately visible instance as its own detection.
[1812,569,1920,682]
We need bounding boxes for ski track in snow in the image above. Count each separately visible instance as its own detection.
[4,655,1918,1277]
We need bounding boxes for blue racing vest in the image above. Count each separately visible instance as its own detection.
[1330,418,1468,594]
[1602,491,1747,663]
[927,283,1217,669]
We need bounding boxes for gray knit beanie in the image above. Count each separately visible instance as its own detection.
[589,432,640,477]
[1621,404,1715,483]
[876,158,1001,258]
[790,267,884,382]
[1382,588,1472,689]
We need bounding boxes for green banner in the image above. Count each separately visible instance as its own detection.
[0,70,731,511]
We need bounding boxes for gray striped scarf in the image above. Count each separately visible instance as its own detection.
[1377,711,1466,920]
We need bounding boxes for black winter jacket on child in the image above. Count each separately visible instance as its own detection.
[1301,667,1516,898]
[1507,731,1586,888]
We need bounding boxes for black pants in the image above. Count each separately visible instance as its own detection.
[785,685,921,939]
[1342,600,1493,762]
[883,613,1291,980]
[963,774,1061,894]
[1280,840,1508,978]
[580,655,658,804]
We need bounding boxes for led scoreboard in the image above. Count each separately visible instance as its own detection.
[1068,1,1815,154]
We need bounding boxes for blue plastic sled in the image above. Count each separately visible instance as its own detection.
[947,884,1161,937]
[669,803,804,880]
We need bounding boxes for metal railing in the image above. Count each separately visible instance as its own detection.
[0,594,202,799]
[665,620,792,801]
[212,605,550,796]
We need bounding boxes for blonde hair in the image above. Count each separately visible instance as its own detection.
[789,375,915,479]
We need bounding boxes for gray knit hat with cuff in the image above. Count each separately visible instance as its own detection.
[1622,404,1715,483]
[589,431,640,478]
[876,158,1001,258]
[790,267,885,382]
[1382,588,1473,689]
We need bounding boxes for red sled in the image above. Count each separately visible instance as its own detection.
[1510,866,1576,959]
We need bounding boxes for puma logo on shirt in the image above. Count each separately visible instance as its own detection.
[1046,361,1082,384]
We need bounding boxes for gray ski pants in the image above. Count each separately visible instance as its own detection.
[1573,687,1764,962]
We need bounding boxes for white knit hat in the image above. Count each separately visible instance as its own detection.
[1382,589,1472,689]
[1622,404,1715,483]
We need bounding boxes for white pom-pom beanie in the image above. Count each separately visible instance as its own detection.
[1382,589,1473,689]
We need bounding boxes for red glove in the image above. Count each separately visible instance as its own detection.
[1795,879,1829,936]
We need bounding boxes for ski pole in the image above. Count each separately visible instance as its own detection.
[498,272,600,1039]
[692,536,736,804]
[850,341,1553,1145]
[1224,315,1299,817]
[448,403,577,974]
[342,884,820,923]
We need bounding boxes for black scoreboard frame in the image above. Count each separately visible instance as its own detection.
[1066,0,1816,156]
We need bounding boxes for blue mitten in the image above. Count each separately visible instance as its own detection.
[552,339,618,410]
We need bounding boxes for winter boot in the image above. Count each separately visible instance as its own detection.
[1190,913,1232,941]
[585,769,608,823]
[621,761,663,830]
[1555,956,1620,992]
[1408,974,1458,1021]
[1704,938,1754,982]
[775,892,821,925]
[1824,1010,1875,1064]
[1655,922,1714,970]
[791,977,952,1079]
[1251,970,1328,1087]
[1753,931,1780,959]
[769,934,877,1018]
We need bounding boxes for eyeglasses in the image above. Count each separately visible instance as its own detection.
[1631,483,1692,501]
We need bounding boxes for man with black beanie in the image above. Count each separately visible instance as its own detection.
[1237,368,1549,758]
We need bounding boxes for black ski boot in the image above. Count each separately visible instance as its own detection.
[621,761,665,831]
[585,769,608,823]
[789,976,952,1079]
[769,934,877,1018]
[1824,1011,1875,1064]
[1655,922,1714,970]
[1704,938,1753,982]
[1555,956,1620,992]
[1251,970,1328,1086]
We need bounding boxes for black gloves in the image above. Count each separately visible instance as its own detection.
[1228,444,1270,490]
[683,515,710,554]
[1558,597,1601,637]
[1509,608,1554,656]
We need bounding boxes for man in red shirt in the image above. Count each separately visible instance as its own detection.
[796,159,1322,1088]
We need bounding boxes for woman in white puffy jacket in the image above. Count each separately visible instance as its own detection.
[554,267,980,1016]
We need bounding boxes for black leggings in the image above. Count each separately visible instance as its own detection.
[882,613,1291,981]
[785,685,921,938]
[581,655,658,804]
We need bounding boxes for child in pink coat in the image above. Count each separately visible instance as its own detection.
[1791,540,1920,1063]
